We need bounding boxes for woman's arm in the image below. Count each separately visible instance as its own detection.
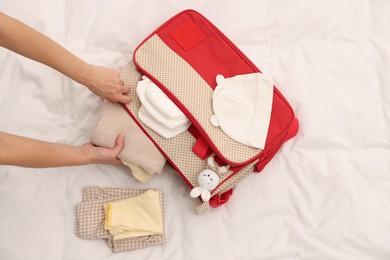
[0,131,124,168]
[0,12,131,103]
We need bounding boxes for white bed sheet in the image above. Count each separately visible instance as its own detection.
[1,0,390,259]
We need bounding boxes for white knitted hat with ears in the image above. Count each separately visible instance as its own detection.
[210,73,274,149]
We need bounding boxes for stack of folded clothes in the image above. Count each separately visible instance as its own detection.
[75,187,165,253]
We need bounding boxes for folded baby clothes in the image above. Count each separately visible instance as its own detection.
[91,100,166,183]
[136,76,191,139]
[75,187,165,253]
[211,73,274,149]
[104,189,163,240]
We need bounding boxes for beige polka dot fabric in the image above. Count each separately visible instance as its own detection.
[121,62,207,186]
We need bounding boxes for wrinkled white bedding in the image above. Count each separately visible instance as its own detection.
[1,0,390,259]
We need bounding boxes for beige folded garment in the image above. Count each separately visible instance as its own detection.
[91,100,166,182]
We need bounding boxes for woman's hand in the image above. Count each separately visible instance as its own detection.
[0,131,125,168]
[81,133,125,165]
[85,65,131,104]
[0,12,132,104]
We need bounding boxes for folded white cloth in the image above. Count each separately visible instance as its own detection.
[210,73,274,149]
[136,76,191,139]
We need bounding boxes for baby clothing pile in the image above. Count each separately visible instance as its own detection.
[75,186,165,253]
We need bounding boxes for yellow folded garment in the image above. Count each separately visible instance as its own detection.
[104,189,163,240]
[121,161,153,183]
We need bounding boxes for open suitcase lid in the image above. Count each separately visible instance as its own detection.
[133,9,295,167]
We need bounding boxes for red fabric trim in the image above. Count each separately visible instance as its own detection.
[286,117,299,141]
[192,135,210,160]
[209,189,233,208]
[187,124,199,138]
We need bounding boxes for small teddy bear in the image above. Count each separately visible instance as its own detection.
[190,154,229,203]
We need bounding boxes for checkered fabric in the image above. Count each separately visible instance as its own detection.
[75,187,165,253]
